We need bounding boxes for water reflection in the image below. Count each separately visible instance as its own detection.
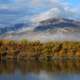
[0,60,80,80]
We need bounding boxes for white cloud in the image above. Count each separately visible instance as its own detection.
[32,8,61,22]
[31,0,80,22]
[0,0,80,25]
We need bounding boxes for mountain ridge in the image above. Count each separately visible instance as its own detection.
[0,18,80,42]
[34,18,80,31]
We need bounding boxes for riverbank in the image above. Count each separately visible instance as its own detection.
[0,40,80,61]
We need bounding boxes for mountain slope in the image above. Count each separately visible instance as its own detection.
[0,18,80,42]
[34,18,80,31]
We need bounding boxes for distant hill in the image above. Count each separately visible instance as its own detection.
[0,23,30,34]
[0,18,80,42]
[34,18,80,31]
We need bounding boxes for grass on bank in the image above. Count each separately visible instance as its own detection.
[0,39,80,61]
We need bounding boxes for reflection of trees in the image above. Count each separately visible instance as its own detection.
[0,61,16,74]
[0,60,80,75]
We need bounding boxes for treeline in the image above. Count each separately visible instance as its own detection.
[0,39,80,61]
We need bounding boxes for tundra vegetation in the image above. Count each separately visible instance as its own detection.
[0,39,80,61]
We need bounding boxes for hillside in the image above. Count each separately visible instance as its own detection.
[0,18,80,42]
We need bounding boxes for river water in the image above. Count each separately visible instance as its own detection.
[0,60,80,80]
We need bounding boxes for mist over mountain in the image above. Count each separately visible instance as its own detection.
[0,6,80,36]
[0,16,80,42]
[0,22,32,34]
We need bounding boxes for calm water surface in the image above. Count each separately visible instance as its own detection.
[0,60,80,80]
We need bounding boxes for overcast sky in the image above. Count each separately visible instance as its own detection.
[0,0,80,25]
